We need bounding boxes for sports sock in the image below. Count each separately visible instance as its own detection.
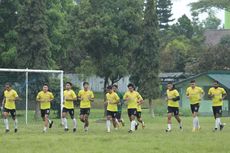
[4,119,9,130]
[14,119,18,129]
[73,118,77,129]
[106,120,111,131]
[63,118,68,129]
[193,118,196,128]
[215,118,219,129]
[131,120,136,131]
[167,124,172,130]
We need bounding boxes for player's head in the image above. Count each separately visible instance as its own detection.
[5,82,12,91]
[167,82,175,90]
[190,80,196,88]
[65,82,72,90]
[43,83,49,92]
[127,83,135,92]
[213,80,219,88]
[107,85,113,93]
[83,82,89,90]
[112,84,118,92]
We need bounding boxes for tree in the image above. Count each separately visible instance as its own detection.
[202,11,221,29]
[156,0,174,30]
[16,0,55,69]
[130,0,160,117]
[0,0,20,67]
[172,15,194,39]
[190,0,230,12]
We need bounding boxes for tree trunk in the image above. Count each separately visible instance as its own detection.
[149,98,155,118]
[103,76,109,117]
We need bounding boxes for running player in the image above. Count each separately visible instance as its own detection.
[36,84,54,132]
[105,85,120,132]
[123,83,143,133]
[78,82,94,132]
[165,82,182,132]
[62,82,77,132]
[2,83,19,133]
[208,80,227,131]
[112,84,125,127]
[186,80,204,132]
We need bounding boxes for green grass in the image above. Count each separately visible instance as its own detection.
[1,109,230,153]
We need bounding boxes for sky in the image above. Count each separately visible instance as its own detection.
[171,0,225,26]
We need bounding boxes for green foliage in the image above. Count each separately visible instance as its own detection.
[202,11,221,29]
[190,0,230,12]
[130,0,160,99]
[16,0,55,69]
[156,0,174,30]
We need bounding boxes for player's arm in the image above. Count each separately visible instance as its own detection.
[200,88,205,99]
[65,91,77,101]
[49,93,54,102]
[208,89,213,99]
[88,92,94,102]
[137,93,144,105]
[221,89,227,100]
[172,91,180,101]
[1,97,5,109]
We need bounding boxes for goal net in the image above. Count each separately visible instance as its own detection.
[0,68,64,124]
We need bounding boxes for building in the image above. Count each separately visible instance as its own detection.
[175,71,230,116]
[204,29,230,46]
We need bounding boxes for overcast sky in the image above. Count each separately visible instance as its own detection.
[171,0,225,25]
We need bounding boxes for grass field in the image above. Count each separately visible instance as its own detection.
[1,109,230,153]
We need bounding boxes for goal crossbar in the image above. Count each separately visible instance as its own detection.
[0,68,64,124]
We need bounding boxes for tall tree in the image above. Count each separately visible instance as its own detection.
[0,0,20,67]
[130,0,160,117]
[156,0,174,30]
[202,11,221,29]
[16,0,55,69]
[190,0,230,12]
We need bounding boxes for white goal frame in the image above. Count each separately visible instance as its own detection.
[0,68,64,124]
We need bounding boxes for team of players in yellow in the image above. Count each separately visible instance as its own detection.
[1,80,227,133]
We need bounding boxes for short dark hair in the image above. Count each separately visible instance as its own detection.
[214,80,219,84]
[83,82,89,86]
[107,85,113,90]
[43,83,49,87]
[190,80,196,83]
[167,82,175,89]
[112,84,118,88]
[127,83,135,88]
[5,82,11,87]
[66,82,72,86]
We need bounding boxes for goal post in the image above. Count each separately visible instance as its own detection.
[0,68,64,124]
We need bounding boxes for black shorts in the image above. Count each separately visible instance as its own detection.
[107,110,117,118]
[212,106,222,117]
[116,111,122,120]
[167,106,179,116]
[190,103,200,113]
[136,111,142,118]
[62,107,75,119]
[128,108,137,117]
[4,108,16,118]
[80,108,90,115]
[40,109,50,118]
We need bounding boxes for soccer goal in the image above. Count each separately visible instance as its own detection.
[0,68,64,124]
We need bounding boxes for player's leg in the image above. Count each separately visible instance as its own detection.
[174,108,182,130]
[70,109,77,132]
[80,109,85,123]
[41,109,46,132]
[192,104,200,132]
[62,108,68,131]
[214,106,224,131]
[3,109,10,132]
[10,109,18,133]
[112,112,119,129]
[117,111,125,126]
[84,108,90,131]
[137,112,145,129]
[166,112,172,132]
[106,111,112,132]
[129,109,137,132]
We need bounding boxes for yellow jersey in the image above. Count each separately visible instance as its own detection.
[123,91,143,109]
[208,87,227,106]
[4,89,19,109]
[78,89,94,108]
[186,86,204,104]
[167,89,180,108]
[64,89,77,109]
[36,91,54,109]
[106,91,120,112]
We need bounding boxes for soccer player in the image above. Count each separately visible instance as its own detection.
[62,82,77,132]
[78,82,94,132]
[112,84,125,127]
[186,80,204,132]
[136,96,145,129]
[36,84,54,132]
[105,85,120,133]
[2,83,19,133]
[208,80,227,131]
[165,82,182,132]
[123,83,143,133]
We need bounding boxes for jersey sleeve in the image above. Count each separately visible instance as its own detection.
[123,92,127,100]
[221,88,227,94]
[36,92,41,100]
[200,87,204,94]
[208,88,212,95]
[77,90,81,97]
[115,93,120,101]
[91,91,95,99]
[50,92,54,99]
[174,90,180,97]
[72,91,77,99]
[14,90,19,98]
[137,92,143,100]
